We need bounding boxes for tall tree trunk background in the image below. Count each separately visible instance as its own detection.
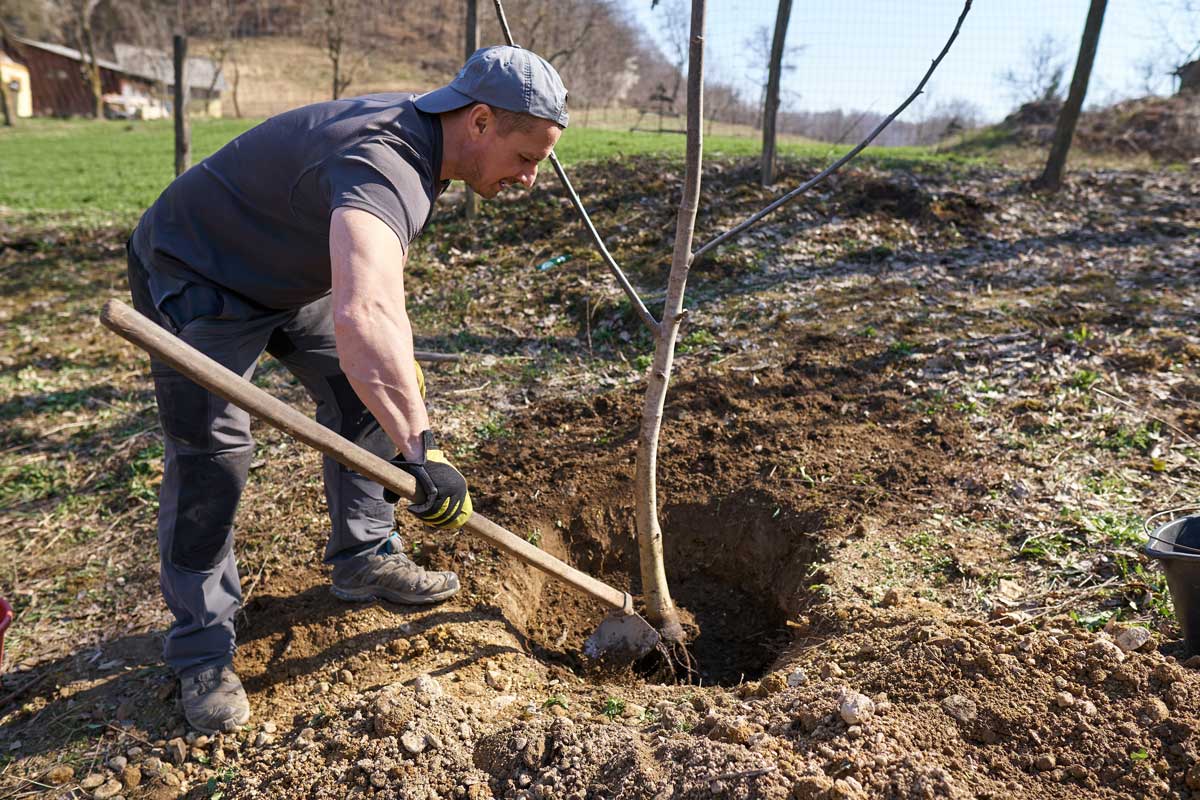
[173,34,191,176]
[1034,0,1107,191]
[760,0,793,186]
[74,0,104,118]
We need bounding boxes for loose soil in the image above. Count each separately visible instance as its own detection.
[1,154,1198,799]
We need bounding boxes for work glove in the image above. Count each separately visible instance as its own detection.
[384,430,473,531]
[413,359,425,399]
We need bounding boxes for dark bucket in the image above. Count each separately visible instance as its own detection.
[0,596,11,671]
[1145,514,1200,656]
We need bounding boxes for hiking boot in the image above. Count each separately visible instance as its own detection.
[331,535,460,605]
[180,663,250,734]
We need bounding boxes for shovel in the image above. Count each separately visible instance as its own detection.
[100,299,660,664]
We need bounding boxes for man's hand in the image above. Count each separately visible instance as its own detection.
[385,430,472,531]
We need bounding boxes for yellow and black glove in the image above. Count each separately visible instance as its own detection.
[384,430,473,531]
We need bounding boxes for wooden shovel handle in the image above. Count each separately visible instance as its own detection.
[100,299,629,612]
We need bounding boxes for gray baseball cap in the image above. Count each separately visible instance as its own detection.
[415,45,569,128]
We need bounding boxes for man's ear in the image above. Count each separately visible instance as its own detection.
[468,103,492,138]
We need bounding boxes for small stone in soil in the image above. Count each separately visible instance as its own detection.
[46,765,75,785]
[92,778,124,799]
[838,690,875,725]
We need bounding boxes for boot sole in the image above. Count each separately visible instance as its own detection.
[185,706,250,736]
[330,583,460,605]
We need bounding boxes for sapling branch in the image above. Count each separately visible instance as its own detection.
[490,0,660,337]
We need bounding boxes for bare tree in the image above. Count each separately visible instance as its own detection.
[760,0,795,185]
[69,0,105,117]
[1034,0,1107,191]
[1000,33,1068,106]
[186,0,237,104]
[308,0,381,100]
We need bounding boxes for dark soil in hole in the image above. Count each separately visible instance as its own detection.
[486,492,824,686]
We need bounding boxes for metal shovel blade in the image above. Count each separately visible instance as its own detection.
[583,610,661,663]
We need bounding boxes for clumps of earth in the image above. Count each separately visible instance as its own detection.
[47,605,1200,799]
[1000,95,1200,162]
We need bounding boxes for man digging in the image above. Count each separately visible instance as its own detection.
[126,46,568,733]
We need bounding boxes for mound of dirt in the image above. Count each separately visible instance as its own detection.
[999,95,1200,162]
[1076,95,1200,162]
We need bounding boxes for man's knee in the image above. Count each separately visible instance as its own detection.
[154,374,216,450]
[167,450,253,571]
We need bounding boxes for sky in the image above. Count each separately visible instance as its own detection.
[622,0,1200,122]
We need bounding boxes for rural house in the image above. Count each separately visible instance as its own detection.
[0,37,223,119]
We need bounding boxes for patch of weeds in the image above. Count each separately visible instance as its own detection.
[1080,511,1145,548]
[915,390,947,416]
[676,328,716,354]
[1065,324,1091,344]
[1070,369,1102,391]
[902,531,938,552]
[0,461,66,505]
[888,339,917,357]
[205,766,240,798]
[1082,471,1133,499]
[633,354,652,371]
[1017,530,1073,562]
[525,530,542,547]
[1068,609,1114,632]
[1101,422,1160,453]
[861,325,878,338]
[543,695,568,710]
[127,441,165,503]
[475,415,512,441]
[600,697,626,719]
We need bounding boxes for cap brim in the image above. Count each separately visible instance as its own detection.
[414,85,474,114]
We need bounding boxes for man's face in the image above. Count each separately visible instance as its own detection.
[464,110,562,199]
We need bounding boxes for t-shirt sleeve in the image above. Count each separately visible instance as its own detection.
[321,139,431,251]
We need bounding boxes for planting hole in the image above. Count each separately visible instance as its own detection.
[493,492,825,686]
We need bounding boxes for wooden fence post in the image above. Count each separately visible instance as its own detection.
[174,34,191,177]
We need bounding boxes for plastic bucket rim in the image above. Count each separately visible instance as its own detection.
[1145,513,1200,561]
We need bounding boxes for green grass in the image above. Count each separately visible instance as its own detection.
[0,117,979,226]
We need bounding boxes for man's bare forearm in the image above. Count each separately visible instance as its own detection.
[329,207,429,461]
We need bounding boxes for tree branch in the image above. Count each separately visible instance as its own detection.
[489,0,660,337]
[691,0,973,263]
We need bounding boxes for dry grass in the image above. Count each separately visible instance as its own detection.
[193,36,451,118]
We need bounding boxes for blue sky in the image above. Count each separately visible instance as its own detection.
[623,0,1199,121]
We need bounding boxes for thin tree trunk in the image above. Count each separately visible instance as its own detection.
[231,57,242,118]
[634,0,705,644]
[81,20,103,118]
[760,0,793,186]
[174,35,191,176]
[1033,0,1107,192]
[464,0,478,220]
[0,81,12,126]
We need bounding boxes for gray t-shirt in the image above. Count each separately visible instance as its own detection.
[133,93,447,309]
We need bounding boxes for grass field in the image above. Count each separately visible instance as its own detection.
[0,117,974,228]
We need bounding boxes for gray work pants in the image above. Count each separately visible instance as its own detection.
[127,244,396,675]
